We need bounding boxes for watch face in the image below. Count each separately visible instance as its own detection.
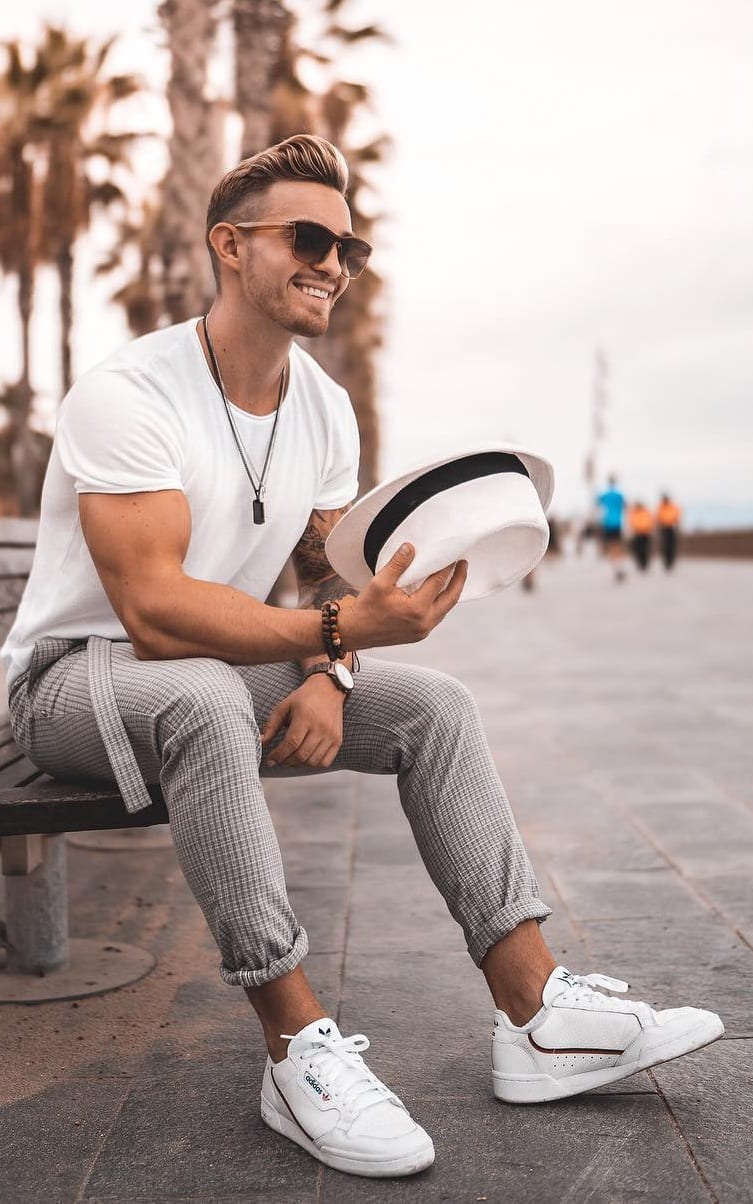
[334,662,354,691]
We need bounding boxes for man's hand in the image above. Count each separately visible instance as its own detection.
[262,673,345,768]
[339,543,468,651]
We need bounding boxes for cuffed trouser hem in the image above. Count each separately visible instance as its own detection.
[219,926,309,988]
[467,899,552,967]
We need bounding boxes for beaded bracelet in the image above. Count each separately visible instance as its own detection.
[321,600,347,661]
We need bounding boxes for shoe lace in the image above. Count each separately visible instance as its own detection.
[279,1030,404,1118]
[558,971,652,1019]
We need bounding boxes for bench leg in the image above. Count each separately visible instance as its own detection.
[0,833,157,1003]
[3,833,69,974]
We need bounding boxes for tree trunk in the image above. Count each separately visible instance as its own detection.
[11,263,39,516]
[159,0,220,323]
[58,245,74,395]
[233,0,289,158]
[306,280,381,495]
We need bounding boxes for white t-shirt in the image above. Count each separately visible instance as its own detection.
[2,318,360,688]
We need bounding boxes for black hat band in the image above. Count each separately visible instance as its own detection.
[363,452,530,574]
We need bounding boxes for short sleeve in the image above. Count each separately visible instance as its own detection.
[313,388,360,510]
[56,369,183,494]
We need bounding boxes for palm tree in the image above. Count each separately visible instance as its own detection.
[256,2,388,492]
[96,199,165,337]
[0,29,147,512]
[314,76,388,494]
[0,40,49,513]
[34,26,144,393]
[158,0,222,323]
[233,0,290,157]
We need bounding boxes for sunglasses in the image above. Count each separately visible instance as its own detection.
[231,219,372,279]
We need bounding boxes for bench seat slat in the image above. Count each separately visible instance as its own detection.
[0,780,168,837]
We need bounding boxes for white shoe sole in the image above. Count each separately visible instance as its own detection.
[493,1011,724,1104]
[260,1081,435,1178]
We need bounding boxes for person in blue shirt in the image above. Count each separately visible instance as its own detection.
[597,475,627,582]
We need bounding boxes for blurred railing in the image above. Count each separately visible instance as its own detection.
[682,529,753,559]
[0,519,38,644]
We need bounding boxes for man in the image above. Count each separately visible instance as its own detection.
[657,493,682,570]
[627,500,654,571]
[2,136,722,1180]
[597,473,627,582]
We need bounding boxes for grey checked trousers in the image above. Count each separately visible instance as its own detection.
[9,639,551,988]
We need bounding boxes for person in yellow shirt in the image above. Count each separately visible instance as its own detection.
[656,494,682,570]
[628,501,654,571]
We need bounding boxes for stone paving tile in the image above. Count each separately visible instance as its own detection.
[629,800,753,875]
[264,771,358,846]
[1,1077,133,1204]
[318,1093,709,1203]
[524,811,670,874]
[280,839,353,889]
[337,950,493,1095]
[582,765,727,806]
[550,867,712,923]
[80,1050,320,1202]
[689,872,753,946]
[652,1038,753,1203]
[286,883,349,955]
[347,862,468,957]
[355,824,424,868]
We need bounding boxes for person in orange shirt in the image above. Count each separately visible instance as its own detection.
[627,501,654,571]
[656,494,682,570]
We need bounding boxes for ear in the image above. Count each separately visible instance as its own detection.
[208,222,242,277]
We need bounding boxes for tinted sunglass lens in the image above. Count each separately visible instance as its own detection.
[292,222,371,278]
[293,222,334,267]
[342,242,370,279]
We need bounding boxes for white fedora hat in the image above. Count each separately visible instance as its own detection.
[325,444,555,602]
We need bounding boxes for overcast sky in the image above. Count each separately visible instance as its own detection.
[2,0,752,523]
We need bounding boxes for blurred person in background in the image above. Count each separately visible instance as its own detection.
[627,501,654,572]
[596,474,627,582]
[1,135,723,1181]
[657,493,682,570]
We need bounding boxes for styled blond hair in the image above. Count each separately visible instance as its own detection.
[205,134,349,285]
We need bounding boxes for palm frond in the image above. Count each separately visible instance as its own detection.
[324,22,391,46]
[87,179,127,208]
[105,73,144,102]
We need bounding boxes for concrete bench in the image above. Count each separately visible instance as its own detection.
[0,519,165,1003]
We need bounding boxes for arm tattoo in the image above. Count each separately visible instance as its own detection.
[292,505,357,609]
[298,574,355,610]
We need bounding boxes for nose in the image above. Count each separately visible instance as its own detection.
[314,240,344,280]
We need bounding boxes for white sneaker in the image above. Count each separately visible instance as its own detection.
[492,965,724,1104]
[260,1017,435,1177]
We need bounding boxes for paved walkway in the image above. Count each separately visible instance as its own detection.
[2,554,752,1202]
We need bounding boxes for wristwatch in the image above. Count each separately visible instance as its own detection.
[303,660,354,696]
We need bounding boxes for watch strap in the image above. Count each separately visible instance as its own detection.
[303,662,352,694]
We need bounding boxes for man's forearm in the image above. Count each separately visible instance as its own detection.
[128,572,327,664]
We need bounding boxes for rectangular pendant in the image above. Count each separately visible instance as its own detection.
[253,498,266,525]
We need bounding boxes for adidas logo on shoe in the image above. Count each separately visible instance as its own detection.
[304,1071,331,1102]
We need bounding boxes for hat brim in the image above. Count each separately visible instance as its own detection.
[325,443,555,599]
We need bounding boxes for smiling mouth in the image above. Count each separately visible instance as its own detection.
[293,283,332,300]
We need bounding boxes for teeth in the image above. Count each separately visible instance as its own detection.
[296,284,329,299]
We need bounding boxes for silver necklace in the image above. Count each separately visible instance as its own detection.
[202,315,286,525]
